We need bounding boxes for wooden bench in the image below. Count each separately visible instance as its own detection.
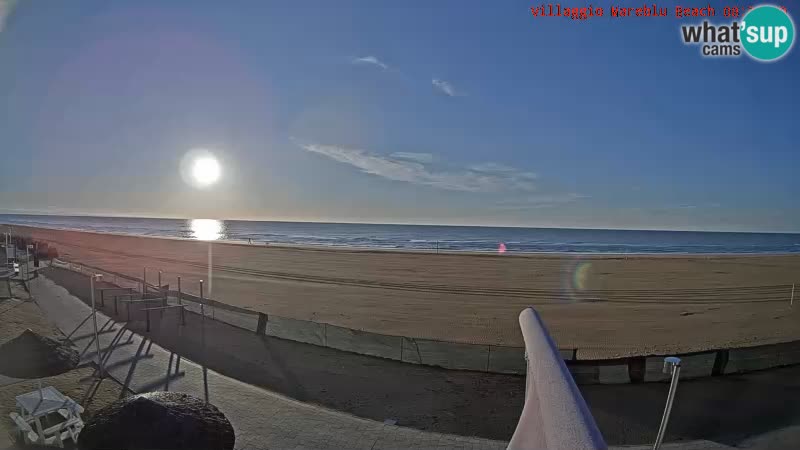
[142,304,188,331]
[9,411,82,447]
[9,412,38,445]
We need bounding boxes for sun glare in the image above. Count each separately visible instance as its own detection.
[192,157,221,187]
[191,219,223,241]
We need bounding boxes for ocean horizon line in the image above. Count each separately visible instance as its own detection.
[2,213,799,255]
[1,211,799,236]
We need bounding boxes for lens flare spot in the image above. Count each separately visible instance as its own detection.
[573,261,592,291]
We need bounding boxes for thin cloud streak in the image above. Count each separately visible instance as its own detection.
[296,141,538,193]
[390,152,434,163]
[352,55,389,70]
[432,78,459,97]
[493,193,588,209]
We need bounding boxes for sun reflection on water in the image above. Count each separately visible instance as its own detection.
[190,219,224,241]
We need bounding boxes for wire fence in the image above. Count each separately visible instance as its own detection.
[49,258,530,374]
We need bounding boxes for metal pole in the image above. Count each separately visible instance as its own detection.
[791,284,795,306]
[208,244,215,320]
[200,279,209,404]
[653,356,681,450]
[90,275,105,377]
[142,267,147,295]
[158,270,162,289]
[177,276,182,305]
[207,243,212,297]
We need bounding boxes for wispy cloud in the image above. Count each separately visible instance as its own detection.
[390,152,434,163]
[493,194,587,209]
[295,140,538,193]
[0,0,19,32]
[352,55,389,70]
[432,78,460,97]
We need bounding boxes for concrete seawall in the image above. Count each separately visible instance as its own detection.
[55,259,800,384]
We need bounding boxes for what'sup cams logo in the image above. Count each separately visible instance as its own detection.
[681,4,795,62]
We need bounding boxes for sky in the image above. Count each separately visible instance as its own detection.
[0,0,798,232]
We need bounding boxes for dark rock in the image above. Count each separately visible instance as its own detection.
[78,392,235,450]
[0,329,79,379]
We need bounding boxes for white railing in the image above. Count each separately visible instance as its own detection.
[507,308,607,450]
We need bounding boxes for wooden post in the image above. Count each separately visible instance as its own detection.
[199,279,209,404]
[256,313,268,335]
[90,275,104,377]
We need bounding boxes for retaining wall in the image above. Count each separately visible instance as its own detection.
[52,259,800,384]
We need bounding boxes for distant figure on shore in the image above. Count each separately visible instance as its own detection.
[248,238,252,244]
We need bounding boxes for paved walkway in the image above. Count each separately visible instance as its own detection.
[30,275,508,450]
[26,273,799,450]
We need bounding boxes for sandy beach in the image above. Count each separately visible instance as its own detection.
[0,282,126,448]
[6,225,800,358]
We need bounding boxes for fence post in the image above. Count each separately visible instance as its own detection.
[256,313,268,335]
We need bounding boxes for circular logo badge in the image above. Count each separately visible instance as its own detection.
[741,5,795,62]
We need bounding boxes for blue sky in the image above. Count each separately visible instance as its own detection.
[0,0,798,231]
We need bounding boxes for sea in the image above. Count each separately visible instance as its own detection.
[1,214,799,254]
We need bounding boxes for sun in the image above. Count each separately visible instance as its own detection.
[191,156,221,187]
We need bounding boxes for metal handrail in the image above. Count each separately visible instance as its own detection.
[507,308,607,450]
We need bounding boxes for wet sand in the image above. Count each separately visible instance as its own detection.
[7,225,800,358]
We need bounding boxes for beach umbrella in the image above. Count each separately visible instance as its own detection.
[78,392,235,450]
[0,328,79,380]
